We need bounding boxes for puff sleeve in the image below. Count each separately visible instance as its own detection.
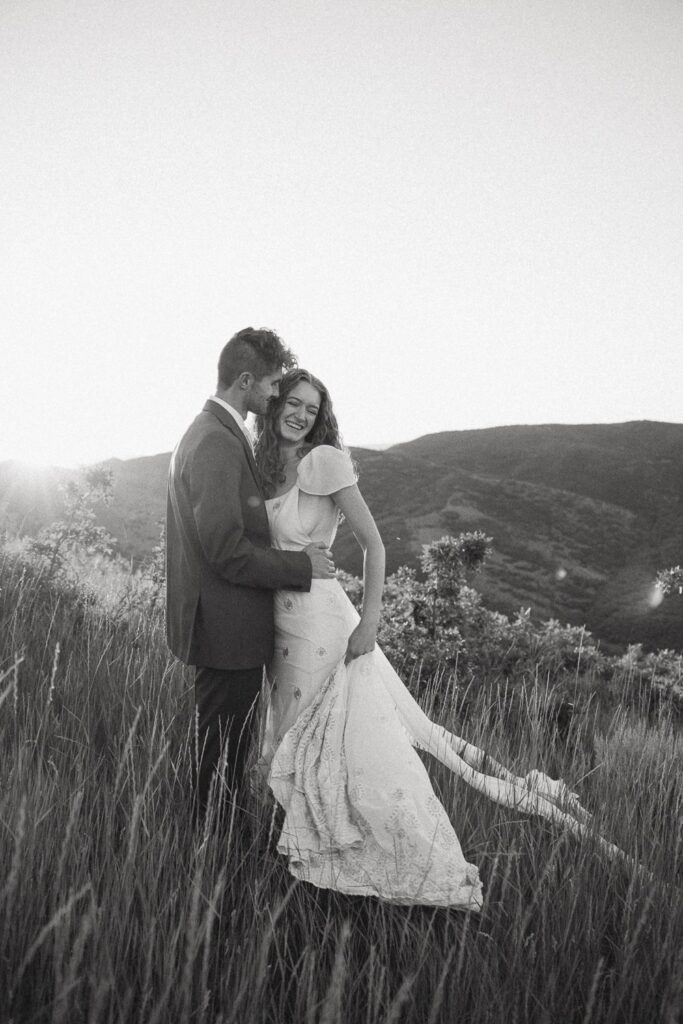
[297,445,357,495]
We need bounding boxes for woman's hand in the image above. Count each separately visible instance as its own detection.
[344,621,378,664]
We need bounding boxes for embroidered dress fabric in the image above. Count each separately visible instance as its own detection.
[260,446,622,909]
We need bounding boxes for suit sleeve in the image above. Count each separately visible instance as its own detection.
[189,431,312,591]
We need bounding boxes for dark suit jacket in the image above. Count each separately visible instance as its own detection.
[166,400,312,669]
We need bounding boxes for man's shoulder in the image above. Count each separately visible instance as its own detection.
[181,409,242,447]
[172,409,245,473]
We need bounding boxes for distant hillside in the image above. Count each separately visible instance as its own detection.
[334,422,683,651]
[1,421,682,650]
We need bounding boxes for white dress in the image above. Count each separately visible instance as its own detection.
[261,446,624,909]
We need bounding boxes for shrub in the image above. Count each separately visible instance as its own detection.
[28,466,116,581]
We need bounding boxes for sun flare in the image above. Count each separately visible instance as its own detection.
[0,440,86,471]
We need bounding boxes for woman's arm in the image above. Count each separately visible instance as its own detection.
[332,484,386,663]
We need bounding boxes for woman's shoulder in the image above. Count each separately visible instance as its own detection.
[299,444,352,467]
[297,445,357,495]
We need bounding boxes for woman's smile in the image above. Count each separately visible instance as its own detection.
[276,381,322,442]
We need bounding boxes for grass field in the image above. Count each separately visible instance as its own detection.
[0,551,681,1023]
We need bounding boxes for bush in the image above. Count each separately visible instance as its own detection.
[28,467,116,581]
[339,532,681,722]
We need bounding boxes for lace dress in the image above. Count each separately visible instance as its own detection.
[261,446,621,909]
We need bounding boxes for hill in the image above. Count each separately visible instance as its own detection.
[334,422,683,650]
[1,421,682,649]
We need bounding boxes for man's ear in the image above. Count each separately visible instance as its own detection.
[238,371,253,390]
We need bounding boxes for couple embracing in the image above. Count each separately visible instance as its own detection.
[167,327,623,910]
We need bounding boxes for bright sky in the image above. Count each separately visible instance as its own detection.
[1,0,682,467]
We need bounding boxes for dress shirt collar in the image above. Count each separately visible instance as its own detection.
[207,396,254,450]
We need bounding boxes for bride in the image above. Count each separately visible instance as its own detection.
[254,369,624,910]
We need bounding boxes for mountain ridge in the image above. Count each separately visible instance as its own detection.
[2,420,682,650]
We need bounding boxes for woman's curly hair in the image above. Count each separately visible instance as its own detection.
[254,368,344,497]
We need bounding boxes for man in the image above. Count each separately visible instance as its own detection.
[166,326,334,821]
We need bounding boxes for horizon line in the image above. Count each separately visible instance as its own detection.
[3,417,683,472]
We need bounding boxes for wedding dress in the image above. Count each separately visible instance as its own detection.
[260,446,625,909]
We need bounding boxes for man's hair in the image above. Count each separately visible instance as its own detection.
[217,327,296,388]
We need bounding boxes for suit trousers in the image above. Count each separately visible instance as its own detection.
[194,665,264,821]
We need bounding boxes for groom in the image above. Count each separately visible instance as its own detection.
[166,327,335,821]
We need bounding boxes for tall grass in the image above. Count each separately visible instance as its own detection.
[0,550,681,1023]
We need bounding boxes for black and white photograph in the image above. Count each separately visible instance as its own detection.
[1,1,681,1021]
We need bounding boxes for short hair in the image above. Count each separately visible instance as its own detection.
[217,327,296,388]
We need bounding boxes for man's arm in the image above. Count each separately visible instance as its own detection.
[189,431,313,590]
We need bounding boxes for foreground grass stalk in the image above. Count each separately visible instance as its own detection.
[319,920,351,1024]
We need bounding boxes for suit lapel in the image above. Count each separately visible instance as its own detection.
[203,400,262,492]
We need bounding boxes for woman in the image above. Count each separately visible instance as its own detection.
[255,370,626,909]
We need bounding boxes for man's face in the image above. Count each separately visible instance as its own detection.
[246,369,282,415]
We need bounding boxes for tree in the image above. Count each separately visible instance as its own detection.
[29,466,116,579]
[656,566,683,596]
[415,532,492,640]
[369,532,493,678]
[139,520,167,610]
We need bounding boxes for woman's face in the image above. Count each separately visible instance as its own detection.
[275,380,322,445]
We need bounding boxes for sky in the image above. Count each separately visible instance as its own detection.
[1,0,682,467]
